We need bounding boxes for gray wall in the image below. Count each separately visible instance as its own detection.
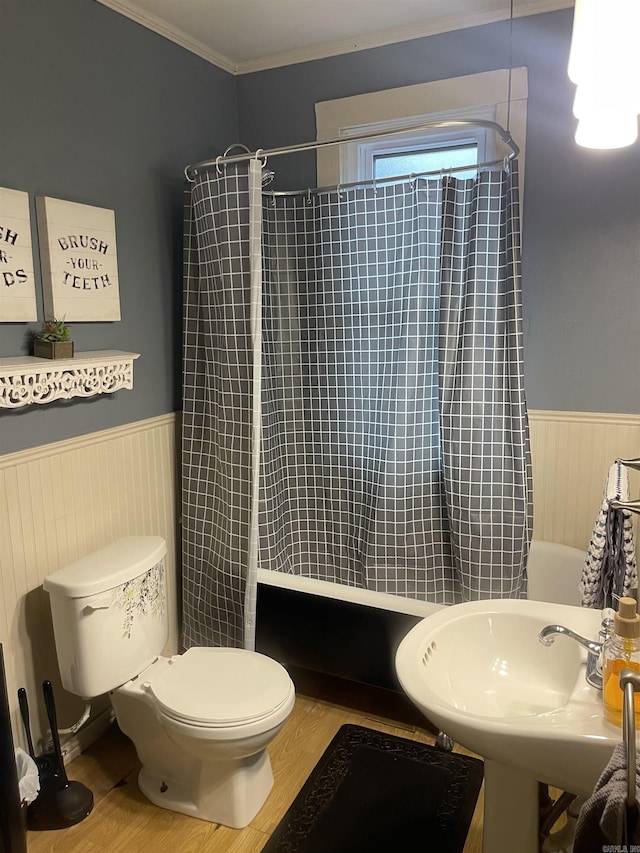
[0,0,238,454]
[2,4,638,459]
[237,10,640,414]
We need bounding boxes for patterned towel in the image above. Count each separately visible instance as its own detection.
[580,461,637,609]
[574,741,640,851]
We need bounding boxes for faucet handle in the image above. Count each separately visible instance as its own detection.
[598,607,615,642]
[600,608,615,637]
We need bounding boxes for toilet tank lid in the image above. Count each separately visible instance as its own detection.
[43,536,167,598]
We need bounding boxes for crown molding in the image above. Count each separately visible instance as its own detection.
[95,0,237,74]
[236,1,574,75]
[97,0,573,76]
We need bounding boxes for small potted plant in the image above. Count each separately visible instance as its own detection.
[33,318,74,360]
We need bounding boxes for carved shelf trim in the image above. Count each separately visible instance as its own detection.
[0,350,140,409]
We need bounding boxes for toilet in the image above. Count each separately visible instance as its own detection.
[42,536,295,828]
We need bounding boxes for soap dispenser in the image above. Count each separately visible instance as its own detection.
[602,596,640,726]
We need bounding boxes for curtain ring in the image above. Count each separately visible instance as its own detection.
[254,148,268,169]
[221,144,253,172]
[215,155,223,175]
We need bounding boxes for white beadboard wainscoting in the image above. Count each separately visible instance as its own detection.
[529,410,640,549]
[0,413,179,758]
[0,408,639,756]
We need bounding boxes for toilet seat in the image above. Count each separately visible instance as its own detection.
[144,647,294,728]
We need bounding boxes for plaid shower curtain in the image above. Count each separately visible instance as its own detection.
[182,162,532,647]
[182,161,262,649]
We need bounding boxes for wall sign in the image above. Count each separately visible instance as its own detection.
[36,197,121,321]
[0,187,37,322]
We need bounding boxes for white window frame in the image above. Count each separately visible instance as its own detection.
[314,68,528,194]
[361,131,486,182]
[347,104,494,183]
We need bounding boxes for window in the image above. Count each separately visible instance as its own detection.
[314,68,527,192]
[353,117,491,183]
[372,142,478,180]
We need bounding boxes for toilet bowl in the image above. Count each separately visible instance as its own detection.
[43,536,295,828]
[111,647,295,827]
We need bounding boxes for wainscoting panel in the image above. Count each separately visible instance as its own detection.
[529,410,640,551]
[0,413,179,755]
[1,407,639,756]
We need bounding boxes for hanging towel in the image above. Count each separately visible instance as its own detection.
[574,741,640,851]
[580,461,637,609]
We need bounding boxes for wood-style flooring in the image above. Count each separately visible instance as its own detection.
[26,672,484,853]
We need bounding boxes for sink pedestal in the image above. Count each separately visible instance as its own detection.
[483,760,540,853]
[395,599,613,852]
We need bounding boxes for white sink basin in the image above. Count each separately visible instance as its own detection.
[395,599,620,853]
[421,609,583,718]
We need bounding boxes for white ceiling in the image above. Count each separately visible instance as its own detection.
[97,0,573,74]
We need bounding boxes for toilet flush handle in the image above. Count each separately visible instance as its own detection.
[83,596,112,614]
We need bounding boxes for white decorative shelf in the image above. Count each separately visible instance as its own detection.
[0,350,140,409]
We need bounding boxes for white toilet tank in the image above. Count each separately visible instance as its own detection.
[43,536,168,699]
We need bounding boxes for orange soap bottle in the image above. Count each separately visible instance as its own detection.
[602,596,640,727]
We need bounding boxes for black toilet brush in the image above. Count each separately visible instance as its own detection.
[26,680,94,831]
[18,686,58,783]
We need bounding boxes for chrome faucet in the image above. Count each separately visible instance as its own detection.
[538,612,614,690]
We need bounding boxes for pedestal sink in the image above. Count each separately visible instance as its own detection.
[395,599,620,853]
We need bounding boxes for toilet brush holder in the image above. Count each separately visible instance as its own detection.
[26,681,93,831]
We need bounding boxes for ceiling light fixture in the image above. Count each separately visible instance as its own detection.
[567,0,640,149]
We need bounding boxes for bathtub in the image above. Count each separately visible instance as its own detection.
[254,540,585,692]
[255,569,443,692]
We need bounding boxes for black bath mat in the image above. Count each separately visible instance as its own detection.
[262,723,483,853]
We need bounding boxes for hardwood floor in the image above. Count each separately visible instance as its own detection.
[26,675,484,853]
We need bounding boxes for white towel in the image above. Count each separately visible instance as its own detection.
[580,461,637,609]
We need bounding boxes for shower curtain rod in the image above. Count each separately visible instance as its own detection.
[265,155,514,198]
[184,118,520,183]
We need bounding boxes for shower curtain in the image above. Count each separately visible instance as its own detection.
[182,162,263,649]
[182,160,532,649]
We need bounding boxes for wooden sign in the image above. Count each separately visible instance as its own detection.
[0,187,37,322]
[36,197,121,321]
